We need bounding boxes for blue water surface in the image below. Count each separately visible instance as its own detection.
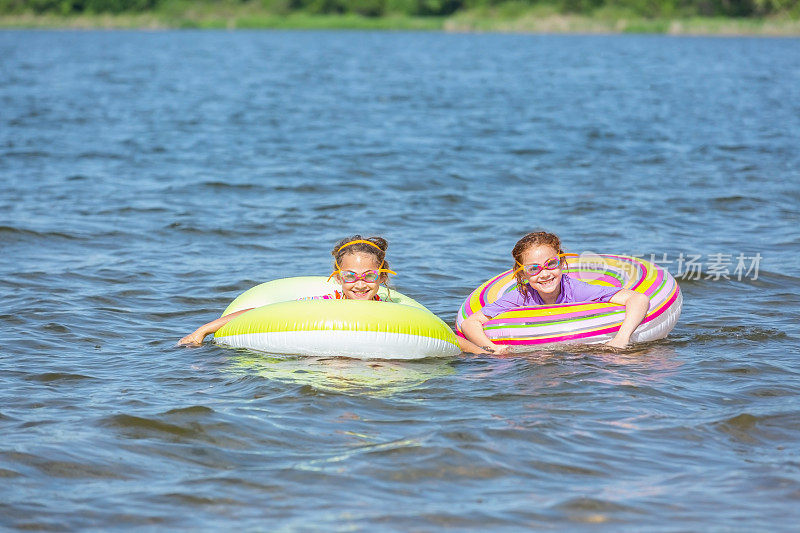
[1,30,800,530]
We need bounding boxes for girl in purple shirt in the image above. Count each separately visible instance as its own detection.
[460,231,649,354]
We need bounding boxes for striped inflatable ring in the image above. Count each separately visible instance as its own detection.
[455,254,682,346]
[215,277,460,360]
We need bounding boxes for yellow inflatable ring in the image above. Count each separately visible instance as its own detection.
[214,277,460,360]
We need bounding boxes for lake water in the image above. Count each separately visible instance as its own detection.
[2,30,800,530]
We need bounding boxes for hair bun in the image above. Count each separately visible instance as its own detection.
[368,236,388,251]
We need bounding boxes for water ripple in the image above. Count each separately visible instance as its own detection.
[1,30,800,531]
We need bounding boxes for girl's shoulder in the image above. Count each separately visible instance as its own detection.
[296,291,384,302]
[479,287,532,318]
[296,291,343,301]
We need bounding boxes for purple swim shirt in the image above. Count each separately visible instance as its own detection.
[480,276,620,318]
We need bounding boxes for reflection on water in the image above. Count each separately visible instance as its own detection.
[226,352,456,396]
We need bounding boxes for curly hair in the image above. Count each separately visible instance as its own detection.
[512,231,564,294]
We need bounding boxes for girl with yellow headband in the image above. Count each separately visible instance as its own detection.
[178,235,396,346]
[320,235,395,300]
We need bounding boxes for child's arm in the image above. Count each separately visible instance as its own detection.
[605,290,649,348]
[460,311,510,355]
[457,336,495,354]
[178,308,254,346]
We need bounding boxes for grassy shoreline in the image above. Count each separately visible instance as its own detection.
[1,9,799,36]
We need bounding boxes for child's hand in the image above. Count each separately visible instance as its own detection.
[482,344,510,355]
[605,336,629,349]
[177,331,204,346]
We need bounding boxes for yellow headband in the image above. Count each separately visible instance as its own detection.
[331,239,390,282]
[336,239,382,253]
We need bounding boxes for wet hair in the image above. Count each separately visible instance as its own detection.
[512,231,564,294]
[331,235,391,284]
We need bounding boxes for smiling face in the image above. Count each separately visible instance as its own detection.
[335,252,383,300]
[520,244,563,303]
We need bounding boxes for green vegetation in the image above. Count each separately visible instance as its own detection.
[1,0,799,33]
